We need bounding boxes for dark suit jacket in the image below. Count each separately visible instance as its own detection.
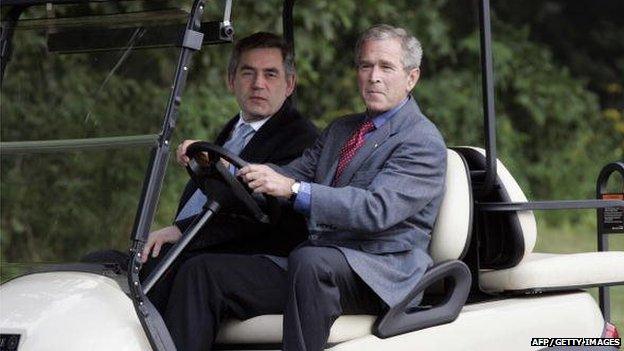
[274,97,447,306]
[175,99,318,256]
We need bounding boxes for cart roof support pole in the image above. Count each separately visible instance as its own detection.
[478,0,497,194]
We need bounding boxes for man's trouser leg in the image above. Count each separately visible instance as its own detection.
[164,253,287,351]
[283,246,384,351]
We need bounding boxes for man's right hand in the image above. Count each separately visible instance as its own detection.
[141,225,183,263]
[177,139,231,169]
[176,139,205,166]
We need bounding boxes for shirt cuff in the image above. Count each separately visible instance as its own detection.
[293,181,311,216]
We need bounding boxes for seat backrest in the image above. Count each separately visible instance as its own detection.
[454,147,537,269]
[429,149,473,263]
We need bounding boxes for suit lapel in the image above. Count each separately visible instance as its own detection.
[215,116,238,146]
[334,119,393,187]
[239,99,293,163]
[319,115,363,185]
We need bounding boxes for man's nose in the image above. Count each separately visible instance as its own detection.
[252,74,266,89]
[369,65,382,83]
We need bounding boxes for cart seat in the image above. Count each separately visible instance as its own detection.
[215,149,473,346]
[480,252,624,293]
[455,147,624,294]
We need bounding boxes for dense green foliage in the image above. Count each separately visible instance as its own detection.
[1,0,622,272]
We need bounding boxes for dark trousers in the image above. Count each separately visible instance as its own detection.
[164,246,384,351]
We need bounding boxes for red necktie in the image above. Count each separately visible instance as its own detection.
[332,119,376,185]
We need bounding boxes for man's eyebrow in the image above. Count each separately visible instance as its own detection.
[239,64,256,71]
[263,67,280,74]
[378,59,397,67]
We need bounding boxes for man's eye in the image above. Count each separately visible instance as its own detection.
[266,72,278,78]
[382,65,394,71]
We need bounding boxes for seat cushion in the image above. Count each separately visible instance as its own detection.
[480,251,624,293]
[215,314,376,344]
[429,150,472,263]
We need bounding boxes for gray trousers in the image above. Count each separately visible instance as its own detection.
[164,246,384,351]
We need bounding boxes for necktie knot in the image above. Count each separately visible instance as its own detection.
[235,122,255,140]
[359,120,376,135]
[223,122,255,155]
[332,119,376,185]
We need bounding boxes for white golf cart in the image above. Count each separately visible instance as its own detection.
[0,1,622,350]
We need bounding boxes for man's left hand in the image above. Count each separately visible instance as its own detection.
[238,164,295,198]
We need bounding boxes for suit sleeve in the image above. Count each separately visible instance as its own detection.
[309,133,446,234]
[269,123,329,182]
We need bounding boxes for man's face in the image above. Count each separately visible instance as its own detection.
[357,38,420,114]
[228,48,295,122]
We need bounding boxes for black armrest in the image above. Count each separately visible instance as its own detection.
[373,260,471,339]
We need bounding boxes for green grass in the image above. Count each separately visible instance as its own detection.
[535,218,624,334]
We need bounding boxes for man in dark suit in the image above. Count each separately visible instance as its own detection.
[165,24,447,351]
[85,32,317,312]
[142,32,318,261]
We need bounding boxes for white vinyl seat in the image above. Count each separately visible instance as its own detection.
[459,147,624,294]
[480,252,624,292]
[215,149,473,346]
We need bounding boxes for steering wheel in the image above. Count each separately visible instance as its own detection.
[184,141,277,224]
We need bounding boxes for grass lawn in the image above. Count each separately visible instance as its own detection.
[535,218,624,334]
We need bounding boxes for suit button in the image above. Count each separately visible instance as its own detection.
[310,234,318,240]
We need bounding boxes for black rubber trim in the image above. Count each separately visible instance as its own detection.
[373,260,471,338]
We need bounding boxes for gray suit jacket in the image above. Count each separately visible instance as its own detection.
[273,98,447,307]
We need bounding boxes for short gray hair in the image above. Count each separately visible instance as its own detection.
[355,24,423,71]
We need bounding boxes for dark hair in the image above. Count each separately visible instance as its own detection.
[227,32,295,79]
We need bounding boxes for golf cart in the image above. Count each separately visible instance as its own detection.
[1,0,623,350]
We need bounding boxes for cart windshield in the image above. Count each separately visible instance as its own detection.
[0,1,227,280]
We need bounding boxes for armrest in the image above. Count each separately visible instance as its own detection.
[373,260,471,339]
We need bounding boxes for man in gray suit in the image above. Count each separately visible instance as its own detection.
[165,24,447,351]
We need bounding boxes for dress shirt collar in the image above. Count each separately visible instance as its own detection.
[369,96,410,129]
[236,111,272,132]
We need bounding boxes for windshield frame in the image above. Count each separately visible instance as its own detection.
[1,1,233,349]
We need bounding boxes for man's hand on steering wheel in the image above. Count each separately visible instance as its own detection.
[238,164,296,198]
[183,141,279,224]
[177,139,229,168]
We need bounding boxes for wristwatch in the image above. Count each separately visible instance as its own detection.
[289,181,301,203]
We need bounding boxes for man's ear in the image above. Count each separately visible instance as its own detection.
[227,75,235,92]
[406,67,420,91]
[285,74,297,97]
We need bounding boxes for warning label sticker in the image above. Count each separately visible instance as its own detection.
[601,193,624,233]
